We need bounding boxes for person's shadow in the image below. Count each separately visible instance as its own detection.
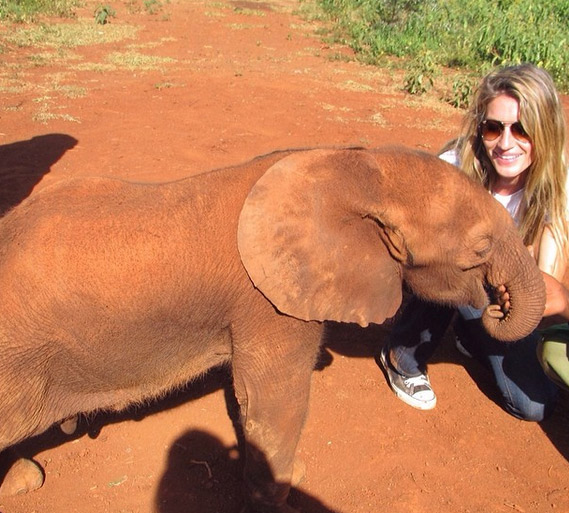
[154,366,344,513]
[156,429,344,513]
[6,364,343,513]
[0,133,78,214]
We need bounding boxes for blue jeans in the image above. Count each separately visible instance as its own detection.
[385,297,558,422]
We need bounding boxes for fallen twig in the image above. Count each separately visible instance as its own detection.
[190,459,213,479]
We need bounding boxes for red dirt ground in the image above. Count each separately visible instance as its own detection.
[0,1,568,512]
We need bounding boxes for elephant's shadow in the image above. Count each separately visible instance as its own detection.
[0,133,78,214]
[325,315,569,465]
[5,330,355,451]
[5,321,362,512]
[10,366,232,455]
[320,320,392,364]
[430,325,569,463]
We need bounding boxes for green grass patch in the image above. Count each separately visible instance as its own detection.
[70,61,116,72]
[33,107,81,123]
[94,4,116,25]
[0,0,79,22]
[27,49,82,66]
[314,0,569,98]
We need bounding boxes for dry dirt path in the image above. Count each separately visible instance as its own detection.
[0,1,568,512]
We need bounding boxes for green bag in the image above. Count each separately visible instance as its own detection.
[538,323,569,392]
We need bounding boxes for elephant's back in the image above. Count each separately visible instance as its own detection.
[0,152,293,325]
[0,149,302,316]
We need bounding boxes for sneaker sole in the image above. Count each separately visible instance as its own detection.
[378,346,437,411]
[391,385,437,410]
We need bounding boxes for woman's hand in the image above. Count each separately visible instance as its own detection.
[487,273,569,320]
[542,271,569,319]
[486,226,567,321]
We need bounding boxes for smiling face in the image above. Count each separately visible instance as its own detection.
[482,93,533,195]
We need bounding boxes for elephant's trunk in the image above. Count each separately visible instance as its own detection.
[481,233,545,342]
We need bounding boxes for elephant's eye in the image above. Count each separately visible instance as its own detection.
[472,236,493,259]
[458,236,493,271]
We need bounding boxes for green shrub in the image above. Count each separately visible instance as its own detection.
[447,74,477,109]
[404,52,438,95]
[316,0,569,95]
[94,4,115,24]
[0,0,79,22]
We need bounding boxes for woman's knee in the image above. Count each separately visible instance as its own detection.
[502,396,555,422]
[538,327,569,392]
[490,349,558,422]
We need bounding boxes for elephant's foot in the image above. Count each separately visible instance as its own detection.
[242,460,304,512]
[0,458,44,496]
[243,477,298,513]
[291,458,306,487]
[59,416,79,435]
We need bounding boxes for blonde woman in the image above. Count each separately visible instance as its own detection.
[379,63,568,421]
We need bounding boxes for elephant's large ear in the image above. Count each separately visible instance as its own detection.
[237,149,403,327]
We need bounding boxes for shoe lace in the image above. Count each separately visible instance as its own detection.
[403,375,429,387]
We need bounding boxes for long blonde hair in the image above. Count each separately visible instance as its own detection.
[448,64,568,253]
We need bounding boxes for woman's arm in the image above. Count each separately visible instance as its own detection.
[538,225,567,281]
[534,225,568,318]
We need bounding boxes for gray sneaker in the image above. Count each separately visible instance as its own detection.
[378,345,437,410]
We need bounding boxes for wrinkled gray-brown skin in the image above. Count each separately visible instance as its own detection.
[0,147,544,512]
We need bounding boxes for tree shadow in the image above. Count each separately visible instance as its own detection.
[156,429,344,513]
[0,133,78,215]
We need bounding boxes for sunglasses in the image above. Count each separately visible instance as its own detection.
[479,119,531,143]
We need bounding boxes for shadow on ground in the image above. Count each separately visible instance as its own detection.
[0,134,78,215]
[325,314,569,466]
[156,429,344,513]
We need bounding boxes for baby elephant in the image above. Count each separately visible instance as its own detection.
[0,147,544,512]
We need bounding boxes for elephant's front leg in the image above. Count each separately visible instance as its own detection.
[231,315,322,513]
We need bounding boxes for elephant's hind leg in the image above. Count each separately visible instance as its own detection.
[231,315,323,513]
[0,404,47,497]
[0,367,55,496]
[0,450,44,497]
